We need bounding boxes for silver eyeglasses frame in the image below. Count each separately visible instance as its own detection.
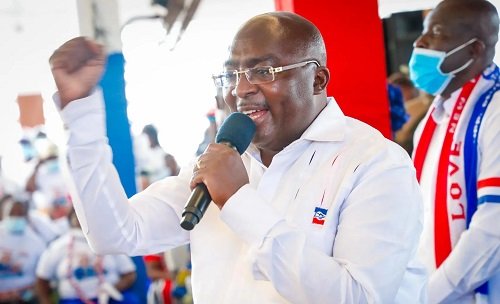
[212,60,320,88]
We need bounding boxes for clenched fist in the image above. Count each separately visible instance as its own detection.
[49,37,105,109]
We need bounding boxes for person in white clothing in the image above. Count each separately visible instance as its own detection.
[135,124,179,191]
[0,194,46,303]
[409,0,500,303]
[25,141,71,244]
[48,12,426,303]
[35,209,138,304]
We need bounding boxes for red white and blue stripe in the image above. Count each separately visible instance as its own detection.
[477,178,500,204]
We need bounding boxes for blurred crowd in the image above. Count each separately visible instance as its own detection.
[0,123,196,304]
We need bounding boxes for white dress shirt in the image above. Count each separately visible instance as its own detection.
[57,91,426,303]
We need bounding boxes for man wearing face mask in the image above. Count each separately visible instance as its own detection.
[0,194,46,303]
[409,0,500,303]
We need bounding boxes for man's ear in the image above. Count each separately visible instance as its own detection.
[471,39,486,59]
[313,66,330,95]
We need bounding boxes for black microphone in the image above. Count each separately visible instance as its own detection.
[180,112,256,231]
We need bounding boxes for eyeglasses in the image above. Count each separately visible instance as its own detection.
[212,60,320,88]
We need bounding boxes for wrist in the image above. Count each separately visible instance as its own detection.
[59,91,91,109]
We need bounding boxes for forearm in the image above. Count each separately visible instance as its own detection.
[428,204,500,303]
[145,262,171,280]
[256,224,371,303]
[222,188,371,303]
[35,278,53,304]
[58,91,190,255]
[61,90,135,253]
[114,272,136,291]
[25,170,38,193]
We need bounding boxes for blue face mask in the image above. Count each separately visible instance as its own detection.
[409,38,477,95]
[20,140,36,162]
[4,216,27,235]
[45,159,60,174]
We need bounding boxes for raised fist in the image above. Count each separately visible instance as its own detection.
[49,37,105,108]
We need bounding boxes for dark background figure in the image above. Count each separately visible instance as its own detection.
[136,124,179,190]
[387,82,409,138]
[389,72,433,155]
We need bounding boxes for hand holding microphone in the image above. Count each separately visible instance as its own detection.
[180,112,256,230]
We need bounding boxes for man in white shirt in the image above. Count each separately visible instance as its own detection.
[49,12,426,303]
[409,0,500,303]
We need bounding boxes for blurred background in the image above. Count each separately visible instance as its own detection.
[0,0,275,169]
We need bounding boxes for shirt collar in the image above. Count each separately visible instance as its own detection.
[431,90,460,123]
[245,97,346,162]
[300,97,346,142]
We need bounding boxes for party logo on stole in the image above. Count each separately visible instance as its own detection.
[312,207,328,225]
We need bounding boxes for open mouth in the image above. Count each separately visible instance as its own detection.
[241,109,268,121]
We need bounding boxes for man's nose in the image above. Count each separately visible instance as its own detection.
[234,71,258,98]
[413,34,428,49]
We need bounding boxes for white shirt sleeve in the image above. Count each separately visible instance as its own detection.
[428,204,500,303]
[56,90,190,256]
[36,242,59,280]
[221,146,424,303]
[428,98,500,303]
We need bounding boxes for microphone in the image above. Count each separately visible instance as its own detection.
[180,112,256,231]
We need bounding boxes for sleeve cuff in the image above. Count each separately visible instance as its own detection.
[428,267,455,303]
[220,184,283,247]
[54,89,107,145]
